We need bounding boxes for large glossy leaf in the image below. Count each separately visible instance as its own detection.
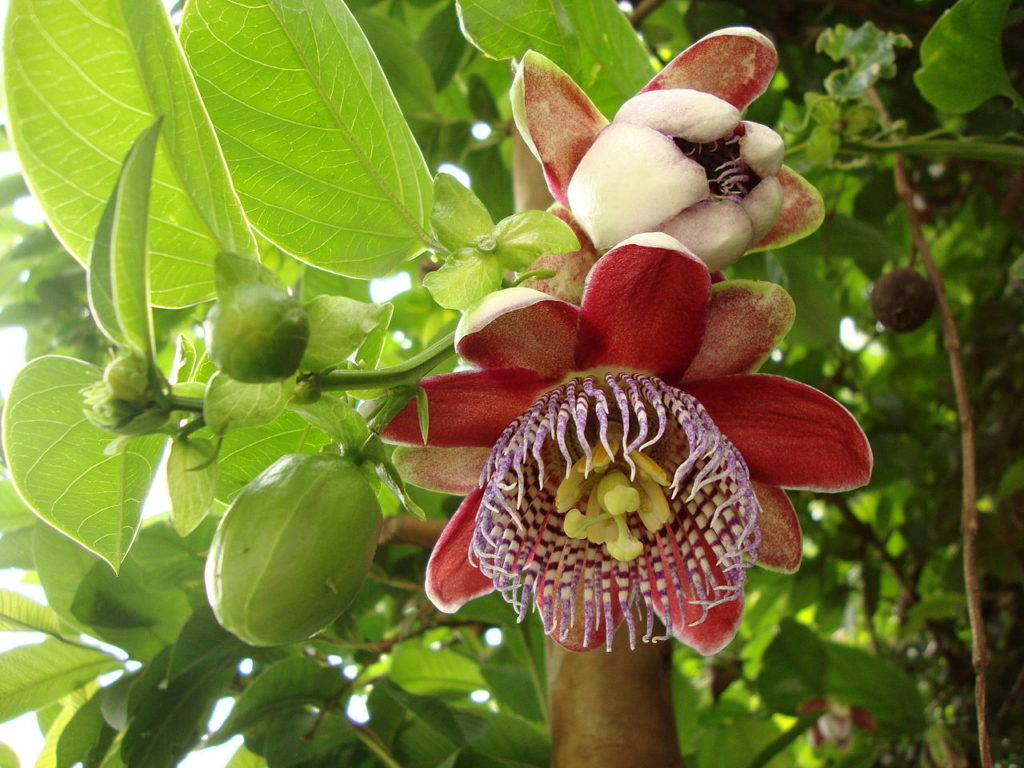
[390,646,486,696]
[180,0,433,278]
[0,639,120,722]
[3,0,257,308]
[914,0,1023,113]
[2,357,165,570]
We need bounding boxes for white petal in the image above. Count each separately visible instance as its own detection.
[739,121,785,178]
[660,199,753,271]
[740,176,784,242]
[614,231,693,253]
[615,89,740,143]
[567,123,708,250]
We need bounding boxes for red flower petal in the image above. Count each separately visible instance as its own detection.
[392,445,489,495]
[641,27,777,111]
[682,280,795,381]
[575,234,710,380]
[749,166,825,251]
[681,375,873,491]
[511,51,608,206]
[520,205,599,305]
[425,490,494,613]
[457,288,580,379]
[383,369,552,447]
[752,482,802,573]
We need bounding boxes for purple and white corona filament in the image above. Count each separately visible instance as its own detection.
[472,373,760,650]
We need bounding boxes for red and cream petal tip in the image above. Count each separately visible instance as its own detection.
[511,51,608,205]
[575,233,711,381]
[456,286,579,379]
[682,279,795,381]
[642,27,778,112]
[749,166,826,252]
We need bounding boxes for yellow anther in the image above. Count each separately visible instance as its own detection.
[597,471,641,516]
[555,470,586,513]
[591,441,618,471]
[637,478,672,532]
[630,450,670,486]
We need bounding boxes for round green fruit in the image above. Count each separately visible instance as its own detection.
[205,453,381,646]
[206,282,310,382]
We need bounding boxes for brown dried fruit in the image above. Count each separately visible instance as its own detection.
[870,268,935,332]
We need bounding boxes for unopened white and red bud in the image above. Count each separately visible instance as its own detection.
[567,88,786,270]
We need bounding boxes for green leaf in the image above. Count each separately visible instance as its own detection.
[3,0,257,308]
[166,438,218,536]
[562,0,654,103]
[824,643,925,736]
[816,23,911,98]
[456,0,582,78]
[167,606,249,682]
[492,210,579,270]
[355,12,437,116]
[374,679,482,747]
[93,118,163,359]
[0,639,120,722]
[416,2,467,91]
[1010,254,1024,279]
[211,657,344,744]
[180,0,433,278]
[3,357,165,570]
[204,373,290,435]
[0,476,35,534]
[390,646,486,696]
[121,659,234,768]
[301,296,392,372]
[423,251,503,310]
[914,0,1024,113]
[756,619,828,715]
[0,743,17,768]
[431,174,494,252]
[0,590,63,635]
[215,411,331,501]
[34,684,97,768]
[225,745,268,768]
[56,689,117,768]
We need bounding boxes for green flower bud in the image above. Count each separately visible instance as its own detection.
[205,453,381,646]
[82,351,170,435]
[206,282,310,383]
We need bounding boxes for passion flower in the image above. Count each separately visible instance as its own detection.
[512,27,825,271]
[386,234,871,653]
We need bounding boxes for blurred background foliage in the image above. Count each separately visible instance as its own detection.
[0,0,1022,766]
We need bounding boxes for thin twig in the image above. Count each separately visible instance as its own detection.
[893,151,988,768]
[867,87,990,767]
[629,0,669,26]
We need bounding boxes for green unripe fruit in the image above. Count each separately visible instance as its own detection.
[207,282,310,382]
[205,453,381,646]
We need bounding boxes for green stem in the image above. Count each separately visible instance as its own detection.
[319,332,455,392]
[350,724,404,768]
[743,713,819,768]
[838,138,1024,165]
[170,395,205,413]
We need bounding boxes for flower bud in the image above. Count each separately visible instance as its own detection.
[206,282,310,383]
[82,351,170,435]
